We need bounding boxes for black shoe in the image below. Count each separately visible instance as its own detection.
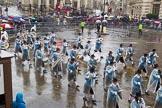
[145,91,149,96]
[104,88,107,92]
[68,84,70,87]
[29,64,32,68]
[124,66,127,69]
[76,87,80,92]
[43,70,47,73]
[83,97,87,101]
[92,100,97,106]
[128,100,131,103]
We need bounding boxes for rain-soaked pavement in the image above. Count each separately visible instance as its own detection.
[4,6,162,108]
[8,27,162,108]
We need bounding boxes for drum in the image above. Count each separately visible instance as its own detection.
[1,42,9,50]
[43,57,48,64]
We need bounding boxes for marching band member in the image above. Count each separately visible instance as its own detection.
[50,31,56,44]
[50,41,57,55]
[145,64,161,95]
[154,84,162,108]
[21,40,32,68]
[14,36,22,57]
[51,48,62,77]
[26,30,33,44]
[138,53,148,77]
[62,39,68,56]
[125,44,134,66]
[35,46,46,74]
[67,58,80,89]
[116,44,127,69]
[107,78,122,108]
[130,92,145,108]
[76,33,82,49]
[88,54,97,73]
[104,51,115,70]
[43,36,50,55]
[83,40,91,56]
[33,37,41,58]
[83,67,97,105]
[104,62,117,92]
[148,49,159,67]
[95,35,102,52]
[129,70,143,103]
[70,45,77,60]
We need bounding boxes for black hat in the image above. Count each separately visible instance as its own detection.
[152,49,156,52]
[154,64,159,68]
[73,45,77,49]
[144,53,148,57]
[120,44,123,47]
[109,51,113,54]
[113,78,118,82]
[91,54,95,58]
[129,44,132,47]
[87,40,91,43]
[135,92,142,97]
[136,69,141,74]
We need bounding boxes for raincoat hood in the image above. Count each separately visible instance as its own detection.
[16,93,24,103]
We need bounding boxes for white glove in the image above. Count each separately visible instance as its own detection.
[137,82,141,85]
[119,53,121,55]
[157,75,160,79]
[70,70,73,73]
[114,92,117,95]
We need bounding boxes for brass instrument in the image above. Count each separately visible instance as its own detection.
[1,42,9,50]
[52,54,64,68]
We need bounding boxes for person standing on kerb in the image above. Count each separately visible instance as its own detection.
[13,92,26,108]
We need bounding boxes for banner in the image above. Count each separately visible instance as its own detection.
[0,64,4,95]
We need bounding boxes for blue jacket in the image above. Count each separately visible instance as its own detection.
[95,38,101,49]
[88,58,96,69]
[156,87,162,103]
[105,65,116,79]
[13,93,26,108]
[116,47,124,56]
[70,49,77,59]
[21,45,29,56]
[150,69,160,83]
[105,56,114,66]
[51,52,60,62]
[139,56,147,67]
[34,41,41,51]
[67,63,76,73]
[84,72,95,88]
[126,47,134,55]
[15,38,21,48]
[131,74,142,89]
[131,98,145,108]
[148,52,158,63]
[77,36,82,44]
[36,50,43,59]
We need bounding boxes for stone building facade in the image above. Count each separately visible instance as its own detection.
[127,0,162,19]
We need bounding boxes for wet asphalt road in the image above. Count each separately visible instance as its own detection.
[4,6,162,108]
[8,27,162,108]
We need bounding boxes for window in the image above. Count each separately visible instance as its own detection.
[154,0,161,2]
[152,4,160,15]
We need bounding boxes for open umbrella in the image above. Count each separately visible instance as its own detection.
[154,21,160,24]
[1,23,14,29]
[96,20,101,24]
[102,20,107,23]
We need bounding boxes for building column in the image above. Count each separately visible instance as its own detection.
[77,0,80,9]
[159,2,162,19]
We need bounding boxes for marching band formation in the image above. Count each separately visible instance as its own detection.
[0,28,162,108]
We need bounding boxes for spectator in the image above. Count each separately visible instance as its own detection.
[13,93,26,108]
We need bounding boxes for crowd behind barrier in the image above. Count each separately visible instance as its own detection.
[4,21,162,36]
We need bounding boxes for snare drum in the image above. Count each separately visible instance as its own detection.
[43,57,48,64]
